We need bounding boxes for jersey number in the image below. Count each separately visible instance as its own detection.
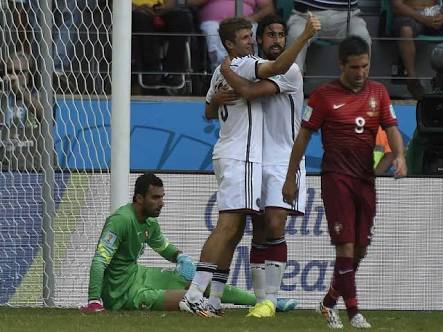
[220,105,228,122]
[355,116,365,134]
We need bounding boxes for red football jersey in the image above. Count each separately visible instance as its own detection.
[302,80,398,180]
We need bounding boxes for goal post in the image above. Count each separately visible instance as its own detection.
[110,0,131,212]
[39,0,56,307]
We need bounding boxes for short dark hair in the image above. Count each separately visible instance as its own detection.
[218,17,252,50]
[256,14,287,41]
[132,173,163,202]
[338,35,370,64]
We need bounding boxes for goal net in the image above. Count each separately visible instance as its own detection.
[0,0,113,306]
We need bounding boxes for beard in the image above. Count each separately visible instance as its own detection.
[143,207,161,218]
[263,44,284,60]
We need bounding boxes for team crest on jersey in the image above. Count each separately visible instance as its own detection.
[334,223,343,235]
[366,97,379,117]
[303,105,313,121]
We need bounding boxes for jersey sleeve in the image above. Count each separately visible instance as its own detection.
[379,85,398,128]
[87,215,125,300]
[302,89,327,131]
[146,218,179,262]
[266,64,301,94]
[236,57,261,81]
[205,69,218,104]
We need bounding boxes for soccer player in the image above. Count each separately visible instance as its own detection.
[217,14,308,318]
[282,36,407,329]
[80,173,258,312]
[179,16,321,317]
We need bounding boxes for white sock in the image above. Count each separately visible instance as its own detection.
[207,280,225,309]
[187,270,214,302]
[265,260,286,307]
[250,263,266,303]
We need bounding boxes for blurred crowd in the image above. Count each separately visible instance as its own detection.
[1,0,442,98]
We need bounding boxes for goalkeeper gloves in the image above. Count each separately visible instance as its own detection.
[175,253,196,281]
[80,299,105,313]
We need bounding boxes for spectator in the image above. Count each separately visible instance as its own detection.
[286,0,371,72]
[132,0,197,88]
[52,0,102,74]
[26,0,104,91]
[0,52,43,170]
[198,0,274,70]
[4,1,30,53]
[374,127,394,175]
[391,0,443,100]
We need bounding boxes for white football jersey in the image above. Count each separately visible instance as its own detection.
[206,56,263,163]
[261,62,304,165]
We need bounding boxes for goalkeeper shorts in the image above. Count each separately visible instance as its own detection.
[126,266,188,311]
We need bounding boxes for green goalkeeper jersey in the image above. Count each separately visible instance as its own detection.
[87,203,179,310]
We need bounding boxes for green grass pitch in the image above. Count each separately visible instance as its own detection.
[0,308,442,332]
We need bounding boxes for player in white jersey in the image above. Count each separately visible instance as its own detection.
[216,15,309,317]
[180,16,321,317]
[208,55,264,212]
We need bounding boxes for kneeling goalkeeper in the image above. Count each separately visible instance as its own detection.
[81,173,272,312]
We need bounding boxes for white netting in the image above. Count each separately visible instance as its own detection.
[0,0,112,306]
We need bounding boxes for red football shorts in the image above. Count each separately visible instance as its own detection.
[321,173,376,246]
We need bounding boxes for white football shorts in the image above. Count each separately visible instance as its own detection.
[213,158,262,213]
[261,159,306,215]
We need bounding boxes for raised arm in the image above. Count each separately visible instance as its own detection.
[220,57,278,100]
[384,125,407,178]
[282,127,313,203]
[256,14,321,79]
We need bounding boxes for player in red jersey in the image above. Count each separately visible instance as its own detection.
[282,36,407,329]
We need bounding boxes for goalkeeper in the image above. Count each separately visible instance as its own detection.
[81,173,295,312]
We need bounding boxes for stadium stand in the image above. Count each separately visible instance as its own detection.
[4,0,439,99]
[302,0,442,99]
[153,0,439,100]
